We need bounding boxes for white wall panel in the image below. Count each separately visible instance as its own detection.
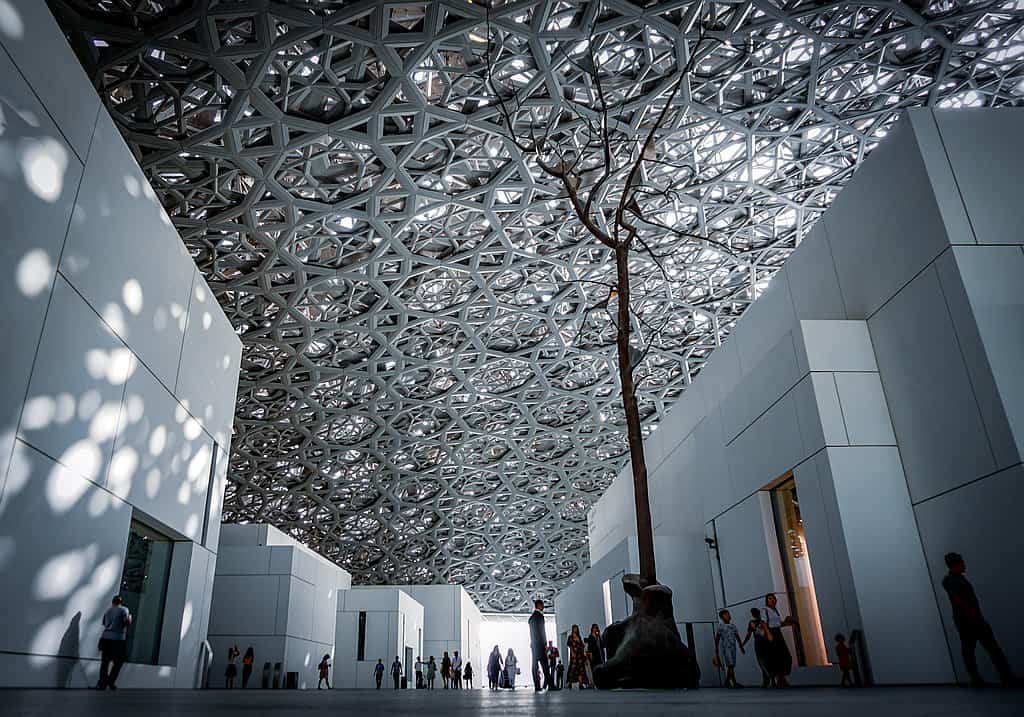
[286,576,315,641]
[823,117,952,317]
[175,274,241,447]
[0,1,101,160]
[950,246,1024,462]
[934,250,1020,470]
[934,109,1024,246]
[826,446,953,683]
[19,276,132,484]
[713,494,775,607]
[834,373,896,446]
[869,267,996,501]
[107,365,213,540]
[914,464,1024,683]
[731,268,797,376]
[0,440,131,660]
[59,111,193,389]
[0,47,84,487]
[207,574,281,636]
[786,223,847,320]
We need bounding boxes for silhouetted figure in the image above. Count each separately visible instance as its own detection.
[715,609,744,688]
[546,640,559,685]
[415,655,424,689]
[555,660,564,689]
[96,596,131,691]
[504,648,518,689]
[242,647,255,688]
[487,645,503,689]
[464,661,473,689]
[317,653,331,689]
[391,655,402,689]
[528,599,552,691]
[374,658,385,689]
[441,650,451,689]
[942,552,1014,686]
[566,624,587,689]
[835,634,852,687]
[225,645,240,688]
[426,656,437,689]
[764,593,796,688]
[740,607,772,687]
[452,650,463,689]
[585,623,605,686]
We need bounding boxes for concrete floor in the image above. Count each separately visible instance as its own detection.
[0,687,1021,717]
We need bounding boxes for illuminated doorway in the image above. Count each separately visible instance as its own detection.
[770,476,828,666]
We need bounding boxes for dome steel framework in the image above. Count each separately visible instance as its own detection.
[50,0,1024,611]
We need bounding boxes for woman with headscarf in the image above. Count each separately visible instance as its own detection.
[487,645,503,690]
[584,623,604,685]
[504,648,518,690]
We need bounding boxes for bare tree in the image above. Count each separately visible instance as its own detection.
[483,1,734,588]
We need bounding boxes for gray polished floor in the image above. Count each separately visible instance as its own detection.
[1,687,1022,717]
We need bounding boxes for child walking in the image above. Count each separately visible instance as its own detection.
[835,634,852,687]
[317,653,331,689]
[715,609,745,688]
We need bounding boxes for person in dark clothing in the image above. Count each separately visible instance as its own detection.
[242,646,255,688]
[942,552,1014,686]
[374,658,385,689]
[555,660,564,689]
[528,599,553,691]
[96,595,132,691]
[585,623,604,685]
[391,656,403,689]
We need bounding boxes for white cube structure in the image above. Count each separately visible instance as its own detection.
[207,525,352,689]
[402,585,483,674]
[335,587,424,689]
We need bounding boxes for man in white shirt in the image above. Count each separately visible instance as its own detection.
[451,651,463,689]
[97,595,132,690]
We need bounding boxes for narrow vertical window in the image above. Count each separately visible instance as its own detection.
[357,611,367,661]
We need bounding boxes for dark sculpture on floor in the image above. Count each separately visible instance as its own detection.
[593,575,700,690]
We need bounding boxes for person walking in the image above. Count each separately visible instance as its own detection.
[555,660,564,689]
[374,658,385,689]
[96,595,132,691]
[740,608,773,687]
[452,650,463,689]
[487,645,503,690]
[528,599,553,691]
[415,656,424,689]
[426,656,437,689]
[241,646,255,688]
[464,661,474,689]
[565,624,587,689]
[317,653,331,689]
[504,648,518,690]
[942,552,1014,686]
[441,650,452,689]
[715,609,744,688]
[764,593,796,688]
[391,656,403,689]
[585,623,605,686]
[224,644,240,688]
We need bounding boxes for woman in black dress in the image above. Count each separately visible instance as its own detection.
[584,623,604,685]
[764,593,796,688]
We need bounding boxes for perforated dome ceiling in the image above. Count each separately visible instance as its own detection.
[51,0,1024,611]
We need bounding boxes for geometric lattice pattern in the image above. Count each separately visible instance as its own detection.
[51,0,1024,610]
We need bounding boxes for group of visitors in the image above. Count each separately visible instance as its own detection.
[713,593,796,689]
[89,548,1014,694]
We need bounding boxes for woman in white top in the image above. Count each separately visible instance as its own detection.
[504,648,518,690]
[764,593,796,687]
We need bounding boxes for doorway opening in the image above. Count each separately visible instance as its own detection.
[770,476,828,666]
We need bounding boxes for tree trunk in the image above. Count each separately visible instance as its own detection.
[614,246,657,584]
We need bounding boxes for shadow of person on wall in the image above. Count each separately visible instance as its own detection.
[56,612,82,688]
